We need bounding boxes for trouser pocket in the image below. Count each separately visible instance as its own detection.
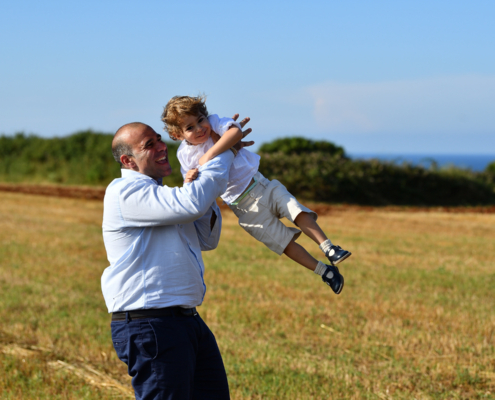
[111,321,129,365]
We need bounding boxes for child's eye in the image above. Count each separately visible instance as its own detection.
[198,117,204,122]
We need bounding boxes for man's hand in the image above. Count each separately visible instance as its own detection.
[184,168,199,183]
[231,114,254,151]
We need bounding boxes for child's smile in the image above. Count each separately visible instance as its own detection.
[180,114,212,145]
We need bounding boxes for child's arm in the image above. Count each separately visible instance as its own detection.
[198,124,243,166]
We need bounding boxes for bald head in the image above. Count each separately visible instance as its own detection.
[111,122,171,180]
[112,122,151,167]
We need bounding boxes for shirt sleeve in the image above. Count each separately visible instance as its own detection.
[208,114,241,136]
[118,152,234,227]
[209,114,247,169]
[194,201,222,251]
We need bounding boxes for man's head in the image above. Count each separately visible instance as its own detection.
[161,96,209,141]
[112,122,172,181]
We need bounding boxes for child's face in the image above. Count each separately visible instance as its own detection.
[178,113,212,145]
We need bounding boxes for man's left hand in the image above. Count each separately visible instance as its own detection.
[184,168,199,183]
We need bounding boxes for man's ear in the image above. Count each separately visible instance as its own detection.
[120,154,136,169]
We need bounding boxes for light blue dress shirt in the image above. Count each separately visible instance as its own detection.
[101,152,233,313]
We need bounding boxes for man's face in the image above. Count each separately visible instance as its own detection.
[127,126,172,181]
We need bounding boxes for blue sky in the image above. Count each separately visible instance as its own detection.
[1,1,494,154]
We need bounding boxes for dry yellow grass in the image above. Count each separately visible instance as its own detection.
[204,205,495,399]
[0,191,494,399]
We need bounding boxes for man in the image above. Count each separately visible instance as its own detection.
[101,118,251,399]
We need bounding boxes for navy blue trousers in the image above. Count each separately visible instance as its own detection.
[111,311,230,400]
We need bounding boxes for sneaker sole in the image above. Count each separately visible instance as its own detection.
[335,275,344,294]
[333,252,351,266]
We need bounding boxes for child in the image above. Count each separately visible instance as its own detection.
[161,96,351,294]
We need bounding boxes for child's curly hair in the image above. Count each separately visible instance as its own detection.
[161,95,209,141]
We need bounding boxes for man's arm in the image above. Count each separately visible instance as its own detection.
[118,152,234,227]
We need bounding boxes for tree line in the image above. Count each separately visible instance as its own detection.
[1,132,494,206]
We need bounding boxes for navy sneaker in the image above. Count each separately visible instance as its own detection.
[326,245,351,266]
[321,264,344,294]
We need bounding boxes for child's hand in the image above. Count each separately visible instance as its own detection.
[184,168,199,183]
[232,114,254,150]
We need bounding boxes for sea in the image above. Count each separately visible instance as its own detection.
[349,154,495,172]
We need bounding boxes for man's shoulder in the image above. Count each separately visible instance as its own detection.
[105,171,154,197]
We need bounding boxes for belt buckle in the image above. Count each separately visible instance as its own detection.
[180,307,197,316]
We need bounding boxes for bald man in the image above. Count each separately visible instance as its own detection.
[102,120,250,399]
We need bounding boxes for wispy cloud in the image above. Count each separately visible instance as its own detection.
[305,75,495,135]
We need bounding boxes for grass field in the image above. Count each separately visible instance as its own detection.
[0,191,494,399]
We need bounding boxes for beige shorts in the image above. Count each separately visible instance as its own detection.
[228,172,317,255]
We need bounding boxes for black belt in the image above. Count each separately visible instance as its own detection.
[112,307,198,321]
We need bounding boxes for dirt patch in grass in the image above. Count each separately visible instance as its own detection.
[1,182,494,214]
[0,183,106,200]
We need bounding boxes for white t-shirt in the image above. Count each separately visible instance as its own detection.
[177,114,261,204]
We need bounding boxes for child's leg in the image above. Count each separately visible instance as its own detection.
[283,238,344,294]
[283,239,318,271]
[293,212,328,245]
[294,212,351,266]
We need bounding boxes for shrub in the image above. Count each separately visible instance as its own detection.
[258,143,495,206]
[258,137,346,157]
[0,131,183,187]
[1,132,494,206]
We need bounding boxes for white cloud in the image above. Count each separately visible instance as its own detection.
[305,75,495,135]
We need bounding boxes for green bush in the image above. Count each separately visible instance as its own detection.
[258,136,345,157]
[1,132,494,206]
[257,140,495,206]
[0,131,183,187]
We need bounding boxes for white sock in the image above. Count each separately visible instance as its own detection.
[314,261,332,278]
[319,239,333,255]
